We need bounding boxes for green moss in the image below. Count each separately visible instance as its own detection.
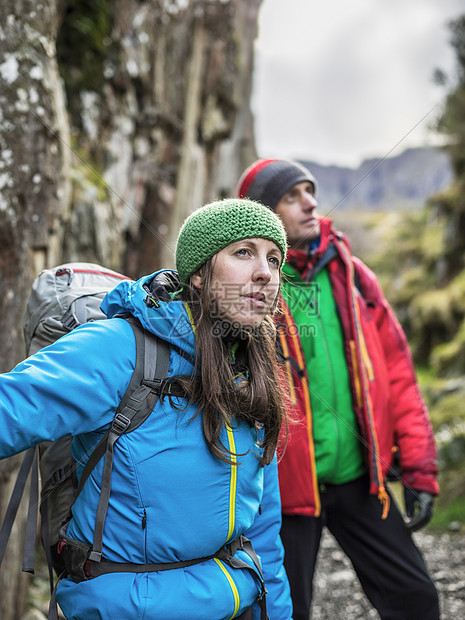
[448,270,465,312]
[56,0,116,123]
[415,365,439,405]
[420,221,446,261]
[431,319,465,376]
[410,288,456,331]
[431,391,465,426]
[430,455,465,531]
[428,183,463,216]
[69,140,110,203]
[429,422,465,530]
[407,270,465,360]
[415,365,436,386]
[430,494,465,530]
[71,162,109,204]
[387,265,432,306]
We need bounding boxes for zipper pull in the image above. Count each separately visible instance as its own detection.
[142,509,147,529]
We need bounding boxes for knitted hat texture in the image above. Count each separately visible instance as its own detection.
[236,159,318,210]
[175,198,288,284]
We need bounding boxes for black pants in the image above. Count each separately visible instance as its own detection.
[281,476,440,620]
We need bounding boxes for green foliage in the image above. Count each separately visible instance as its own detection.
[433,338,464,377]
[430,435,465,531]
[388,265,430,307]
[448,15,465,82]
[56,0,116,124]
[411,273,465,333]
[420,220,446,262]
[438,428,465,469]
[436,15,465,176]
[414,368,465,530]
[70,157,110,204]
[430,391,465,428]
[430,495,465,530]
[365,211,437,317]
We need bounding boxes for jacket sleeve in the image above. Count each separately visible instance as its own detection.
[0,319,136,459]
[244,456,292,620]
[354,258,439,495]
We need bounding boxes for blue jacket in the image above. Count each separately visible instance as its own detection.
[0,272,291,620]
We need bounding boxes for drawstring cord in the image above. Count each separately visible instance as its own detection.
[378,485,390,519]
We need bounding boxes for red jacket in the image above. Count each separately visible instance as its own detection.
[277,219,439,517]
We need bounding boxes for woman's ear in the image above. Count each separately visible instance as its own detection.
[191,273,203,290]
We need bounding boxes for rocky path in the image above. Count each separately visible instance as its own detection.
[311,529,465,619]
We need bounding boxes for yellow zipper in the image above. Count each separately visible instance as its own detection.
[283,308,321,516]
[350,340,363,408]
[359,329,375,381]
[278,327,297,404]
[214,558,240,619]
[215,423,240,618]
[184,302,195,331]
[225,423,237,541]
[186,302,241,610]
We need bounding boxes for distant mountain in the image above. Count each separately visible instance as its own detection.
[300,147,453,211]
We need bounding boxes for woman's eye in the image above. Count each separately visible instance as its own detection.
[236,248,249,256]
[268,256,280,267]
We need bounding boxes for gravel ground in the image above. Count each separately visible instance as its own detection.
[311,529,465,619]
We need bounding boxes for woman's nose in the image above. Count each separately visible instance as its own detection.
[254,260,272,282]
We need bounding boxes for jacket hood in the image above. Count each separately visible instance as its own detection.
[101,269,196,362]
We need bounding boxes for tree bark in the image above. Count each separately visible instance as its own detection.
[0,1,70,617]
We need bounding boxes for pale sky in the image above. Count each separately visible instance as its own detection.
[252,0,464,167]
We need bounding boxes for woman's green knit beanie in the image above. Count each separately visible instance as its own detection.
[175,198,288,285]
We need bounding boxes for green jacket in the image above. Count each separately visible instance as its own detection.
[281,263,365,484]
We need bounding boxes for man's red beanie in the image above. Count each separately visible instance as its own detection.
[236,159,318,210]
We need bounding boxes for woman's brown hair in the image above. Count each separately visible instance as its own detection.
[177,257,287,467]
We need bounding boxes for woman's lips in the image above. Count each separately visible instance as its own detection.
[243,292,266,307]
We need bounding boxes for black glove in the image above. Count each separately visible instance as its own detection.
[144,270,180,306]
[403,487,434,532]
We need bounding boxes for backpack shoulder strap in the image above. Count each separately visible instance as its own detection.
[352,259,365,301]
[0,447,39,573]
[304,240,339,282]
[77,317,170,562]
[76,318,169,495]
[305,237,366,299]
[114,316,152,418]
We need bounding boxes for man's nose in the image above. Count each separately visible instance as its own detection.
[302,192,318,210]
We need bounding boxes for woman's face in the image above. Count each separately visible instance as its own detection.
[191,238,282,328]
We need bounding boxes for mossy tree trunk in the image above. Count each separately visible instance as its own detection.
[0,1,71,618]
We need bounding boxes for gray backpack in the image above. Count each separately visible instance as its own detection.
[23,262,131,355]
[0,262,171,599]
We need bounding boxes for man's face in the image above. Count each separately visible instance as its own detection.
[274,181,320,250]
